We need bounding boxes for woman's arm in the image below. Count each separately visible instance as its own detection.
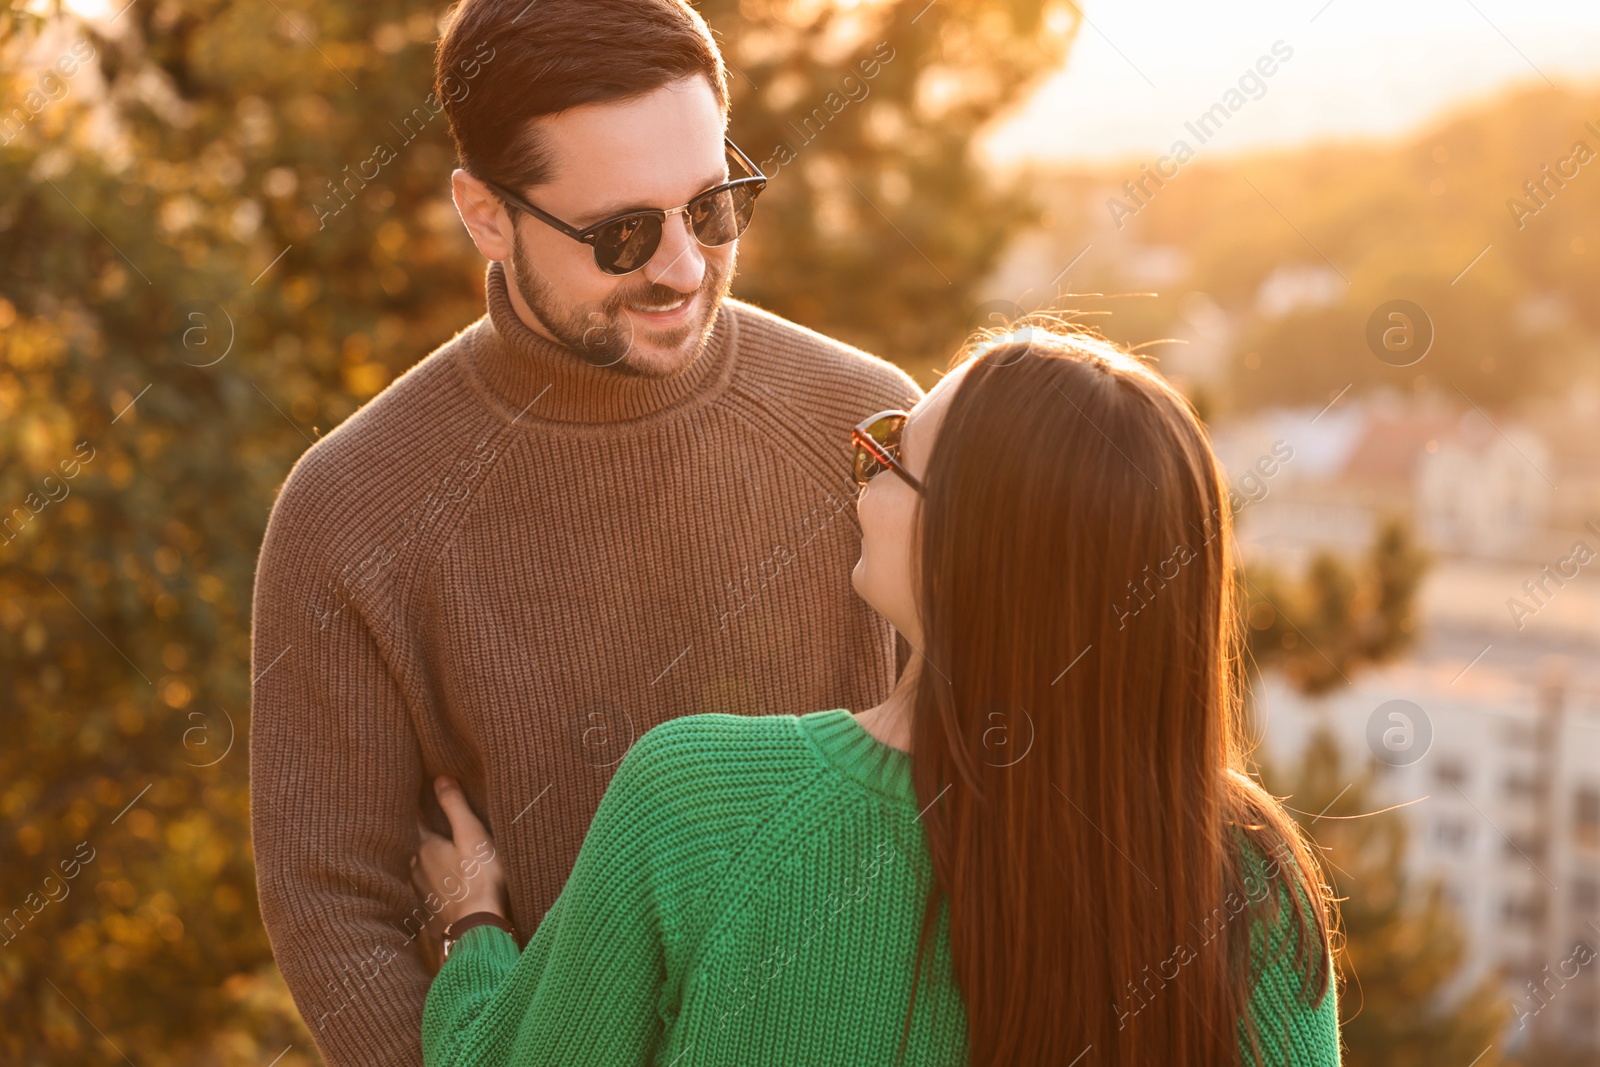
[1241,875,1344,1067]
[414,740,673,1067]
[1250,943,1343,1067]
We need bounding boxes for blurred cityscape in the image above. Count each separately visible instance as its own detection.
[1231,398,1600,1055]
[982,88,1600,1052]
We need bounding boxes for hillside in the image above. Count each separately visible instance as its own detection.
[991,83,1600,415]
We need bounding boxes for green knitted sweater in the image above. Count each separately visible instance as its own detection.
[422,709,1342,1066]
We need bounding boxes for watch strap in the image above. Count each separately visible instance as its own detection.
[442,911,517,959]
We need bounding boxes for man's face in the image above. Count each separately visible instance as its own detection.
[470,75,737,379]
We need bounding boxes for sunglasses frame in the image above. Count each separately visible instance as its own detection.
[480,137,769,276]
[852,409,924,494]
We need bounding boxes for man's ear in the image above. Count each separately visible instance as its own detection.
[452,168,515,262]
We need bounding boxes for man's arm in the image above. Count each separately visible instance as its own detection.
[420,731,673,1067]
[250,470,433,1067]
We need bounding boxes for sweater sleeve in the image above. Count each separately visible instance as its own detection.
[421,726,672,1067]
[1245,944,1342,1067]
[250,463,432,1067]
[1240,841,1343,1067]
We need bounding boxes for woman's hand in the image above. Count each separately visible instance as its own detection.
[411,776,508,928]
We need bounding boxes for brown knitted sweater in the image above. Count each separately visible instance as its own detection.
[249,261,923,1067]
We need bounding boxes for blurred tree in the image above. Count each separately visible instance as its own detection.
[1505,1039,1600,1067]
[0,0,1081,1062]
[1243,517,1429,696]
[1239,521,1515,1065]
[704,0,1082,376]
[1260,731,1510,1067]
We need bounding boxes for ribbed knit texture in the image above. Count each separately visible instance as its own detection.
[249,262,923,1067]
[420,709,1343,1066]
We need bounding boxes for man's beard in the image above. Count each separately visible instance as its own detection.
[510,235,734,380]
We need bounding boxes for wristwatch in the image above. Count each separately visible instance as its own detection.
[442,911,517,960]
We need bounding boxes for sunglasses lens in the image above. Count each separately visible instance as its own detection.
[869,414,905,452]
[853,414,906,485]
[593,213,664,275]
[853,442,882,486]
[688,182,764,247]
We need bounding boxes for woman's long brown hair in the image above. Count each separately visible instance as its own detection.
[894,327,1336,1066]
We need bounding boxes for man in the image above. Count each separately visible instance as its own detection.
[248,0,922,1063]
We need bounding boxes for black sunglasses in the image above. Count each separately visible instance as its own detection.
[852,410,924,493]
[481,138,768,276]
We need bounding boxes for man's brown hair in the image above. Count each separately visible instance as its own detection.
[434,0,729,191]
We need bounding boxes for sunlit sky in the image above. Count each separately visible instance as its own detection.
[985,0,1600,165]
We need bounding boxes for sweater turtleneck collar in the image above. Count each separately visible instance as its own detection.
[468,260,738,425]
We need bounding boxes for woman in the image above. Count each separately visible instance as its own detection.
[414,325,1343,1066]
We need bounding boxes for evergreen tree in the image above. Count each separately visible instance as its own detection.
[1260,732,1510,1067]
[1243,516,1429,695]
[1242,523,1513,1066]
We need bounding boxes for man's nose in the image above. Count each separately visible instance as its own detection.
[642,211,707,293]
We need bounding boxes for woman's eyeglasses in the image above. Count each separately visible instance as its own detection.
[851,410,924,493]
[480,138,768,277]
